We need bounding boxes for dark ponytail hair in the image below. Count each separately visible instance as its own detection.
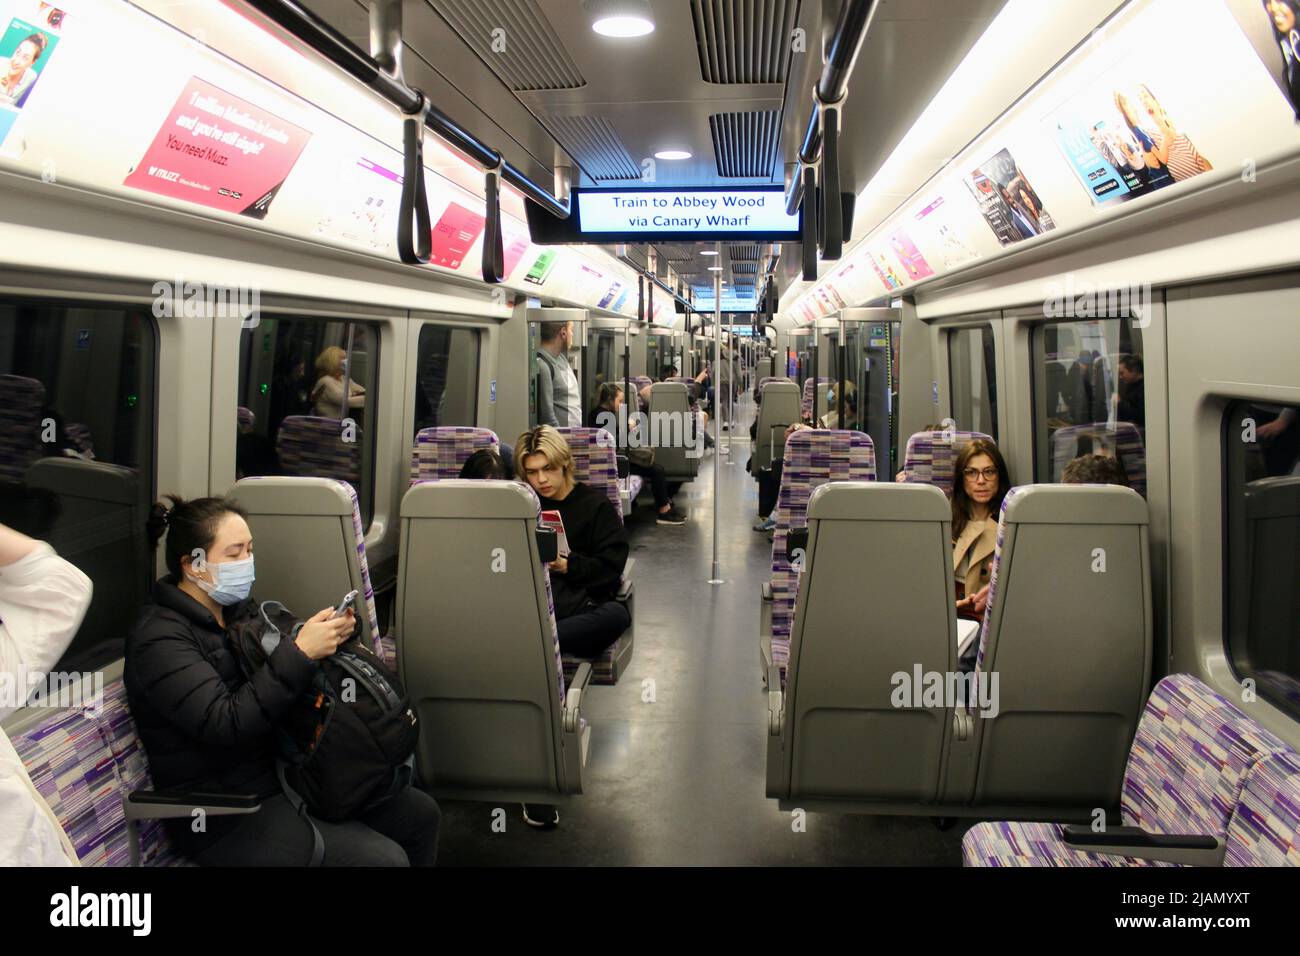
[147,494,249,578]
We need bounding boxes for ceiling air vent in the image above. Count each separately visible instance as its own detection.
[710,110,780,179]
[545,115,641,181]
[428,0,586,91]
[728,243,762,262]
[690,0,802,85]
[730,261,759,275]
[655,244,696,262]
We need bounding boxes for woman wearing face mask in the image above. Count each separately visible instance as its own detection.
[125,495,440,866]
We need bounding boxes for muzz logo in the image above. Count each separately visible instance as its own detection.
[49,886,151,936]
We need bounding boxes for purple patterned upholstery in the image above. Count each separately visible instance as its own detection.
[801,377,831,422]
[411,426,499,484]
[556,427,622,519]
[64,423,94,456]
[275,416,360,485]
[631,376,652,412]
[901,429,994,496]
[1051,422,1146,497]
[1225,750,1300,866]
[0,373,46,481]
[338,481,386,662]
[12,677,189,867]
[974,485,1026,673]
[769,430,876,680]
[962,674,1292,866]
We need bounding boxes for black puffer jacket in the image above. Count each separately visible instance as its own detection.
[124,577,318,849]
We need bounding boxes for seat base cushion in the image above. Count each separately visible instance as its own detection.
[962,821,1166,867]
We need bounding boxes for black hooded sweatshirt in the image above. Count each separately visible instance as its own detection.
[538,482,629,619]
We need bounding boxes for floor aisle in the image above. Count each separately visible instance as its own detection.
[439,396,972,865]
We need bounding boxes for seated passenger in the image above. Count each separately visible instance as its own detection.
[588,383,686,526]
[951,438,1011,621]
[514,427,631,659]
[0,522,92,866]
[459,447,508,480]
[125,496,440,866]
[311,346,365,419]
[1062,452,1129,486]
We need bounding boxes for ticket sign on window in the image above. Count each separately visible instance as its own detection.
[428,201,486,270]
[124,77,311,219]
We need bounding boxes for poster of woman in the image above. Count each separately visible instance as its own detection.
[0,2,64,148]
[1052,72,1213,205]
[965,147,1056,246]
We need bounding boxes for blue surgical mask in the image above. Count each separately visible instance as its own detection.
[192,555,255,606]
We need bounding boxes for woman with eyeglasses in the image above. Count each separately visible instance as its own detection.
[951,438,1011,620]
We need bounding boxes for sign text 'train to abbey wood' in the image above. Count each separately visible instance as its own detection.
[575,189,800,239]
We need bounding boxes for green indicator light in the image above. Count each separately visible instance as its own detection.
[260,383,269,395]
[125,394,138,408]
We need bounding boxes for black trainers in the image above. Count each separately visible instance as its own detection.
[656,507,687,526]
[522,803,559,829]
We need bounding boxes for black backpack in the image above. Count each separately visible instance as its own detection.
[232,602,419,858]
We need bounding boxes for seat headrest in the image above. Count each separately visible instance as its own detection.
[809,481,949,521]
[1000,483,1148,525]
[402,478,539,519]
[231,476,355,516]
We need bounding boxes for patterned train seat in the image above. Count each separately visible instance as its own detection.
[899,429,993,495]
[1050,421,1146,496]
[768,430,876,681]
[962,674,1293,866]
[0,373,46,481]
[274,415,360,485]
[410,426,500,484]
[801,377,831,422]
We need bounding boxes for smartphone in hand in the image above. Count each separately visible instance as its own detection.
[330,589,359,620]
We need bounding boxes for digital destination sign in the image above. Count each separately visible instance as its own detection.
[526,186,801,243]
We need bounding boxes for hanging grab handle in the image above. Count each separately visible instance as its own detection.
[482,162,505,283]
[818,101,843,260]
[801,164,818,281]
[398,95,431,265]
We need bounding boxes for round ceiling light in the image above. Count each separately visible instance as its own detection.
[589,0,655,37]
[700,249,719,256]
[653,149,691,160]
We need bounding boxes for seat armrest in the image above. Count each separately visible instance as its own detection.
[615,454,630,479]
[125,789,262,820]
[616,576,634,601]
[623,557,635,578]
[761,581,772,601]
[563,662,593,733]
[1060,825,1226,866]
[766,665,783,735]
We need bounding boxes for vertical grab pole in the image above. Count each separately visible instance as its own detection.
[710,243,723,585]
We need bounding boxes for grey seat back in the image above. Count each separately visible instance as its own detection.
[752,381,800,473]
[397,480,585,800]
[647,382,701,480]
[228,477,383,656]
[769,482,956,807]
[969,484,1152,809]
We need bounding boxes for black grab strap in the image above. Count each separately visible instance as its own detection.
[277,761,325,867]
[482,165,505,283]
[398,111,432,264]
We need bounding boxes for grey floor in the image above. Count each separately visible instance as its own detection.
[438,397,973,865]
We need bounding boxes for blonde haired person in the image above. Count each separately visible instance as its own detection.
[311,346,365,419]
[514,426,630,830]
[0,522,93,866]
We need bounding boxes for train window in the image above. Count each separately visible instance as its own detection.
[1031,318,1146,493]
[947,325,998,440]
[1224,400,1300,721]
[236,317,380,526]
[413,325,480,435]
[0,299,157,671]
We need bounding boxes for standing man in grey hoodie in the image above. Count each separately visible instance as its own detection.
[535,320,582,428]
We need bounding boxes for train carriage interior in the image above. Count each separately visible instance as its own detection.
[2,0,1300,892]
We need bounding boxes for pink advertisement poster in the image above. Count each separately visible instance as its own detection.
[886,227,934,281]
[123,77,311,219]
[867,247,905,291]
[501,230,531,277]
[428,201,486,270]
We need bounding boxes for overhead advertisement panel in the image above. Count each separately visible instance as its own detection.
[528,187,801,243]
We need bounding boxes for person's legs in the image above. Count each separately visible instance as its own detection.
[556,600,631,658]
[356,784,441,867]
[631,461,670,509]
